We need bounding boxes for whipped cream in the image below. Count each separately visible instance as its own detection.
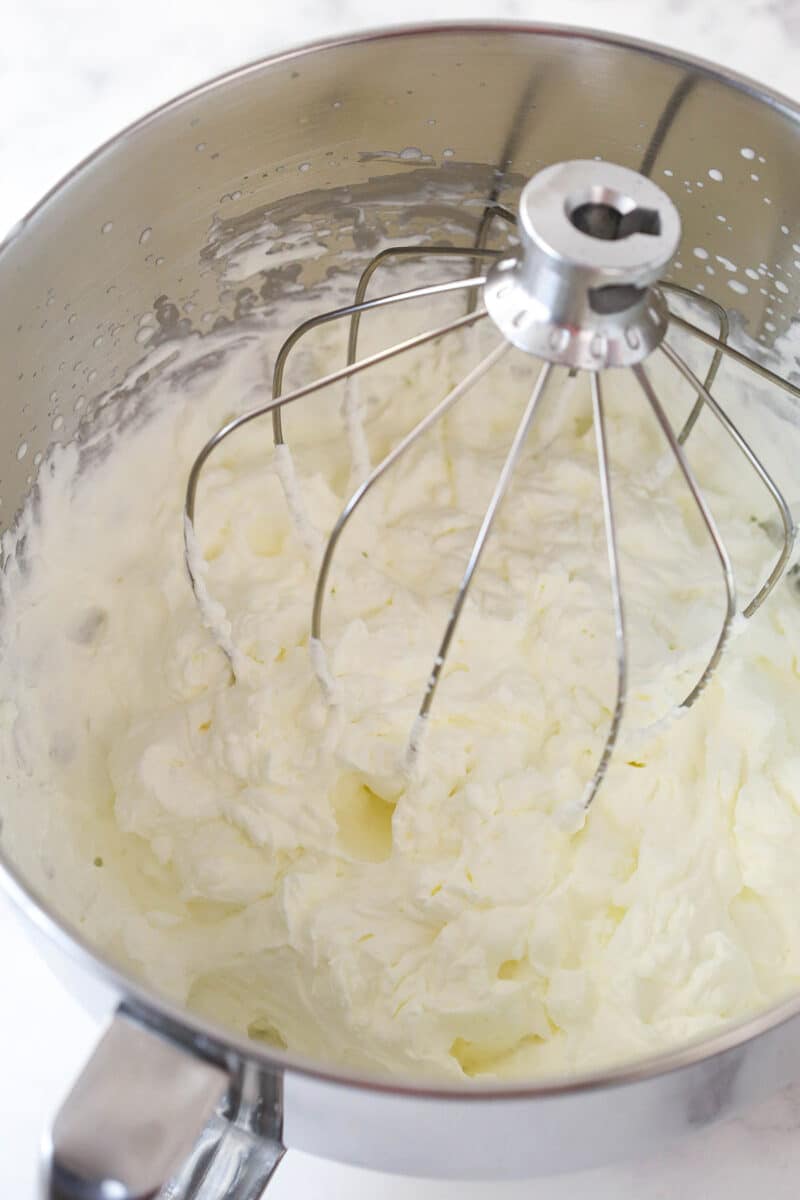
[2,297,800,1082]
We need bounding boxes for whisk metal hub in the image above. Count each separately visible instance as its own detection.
[484,160,681,368]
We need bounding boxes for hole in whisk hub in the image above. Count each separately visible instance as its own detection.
[588,284,647,314]
[568,193,661,241]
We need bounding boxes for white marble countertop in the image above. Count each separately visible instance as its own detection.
[4,1,800,1196]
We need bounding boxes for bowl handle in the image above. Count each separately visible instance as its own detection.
[40,1009,286,1199]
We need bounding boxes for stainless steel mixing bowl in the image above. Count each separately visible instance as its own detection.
[3,22,800,1200]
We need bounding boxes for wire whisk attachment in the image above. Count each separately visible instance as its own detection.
[185,159,798,819]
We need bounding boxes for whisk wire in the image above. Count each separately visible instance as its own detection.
[185,306,489,640]
[658,283,730,444]
[407,361,554,765]
[669,313,800,402]
[346,246,503,366]
[311,339,509,646]
[270,274,488,444]
[661,340,795,616]
[467,205,516,313]
[339,250,505,483]
[632,362,737,709]
[582,372,627,812]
